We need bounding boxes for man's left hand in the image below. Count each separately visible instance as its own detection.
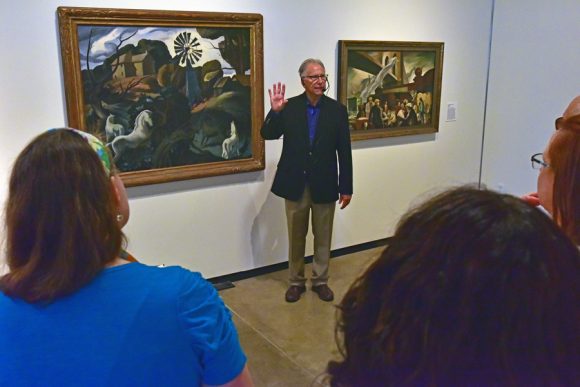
[339,194,352,209]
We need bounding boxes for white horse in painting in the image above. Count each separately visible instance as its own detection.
[105,114,125,143]
[221,121,240,159]
[111,110,154,161]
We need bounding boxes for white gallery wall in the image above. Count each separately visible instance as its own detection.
[480,0,580,194]
[2,0,574,278]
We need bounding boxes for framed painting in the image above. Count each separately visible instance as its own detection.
[338,40,444,141]
[58,7,264,186]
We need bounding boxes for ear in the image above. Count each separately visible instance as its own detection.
[110,175,121,205]
[110,174,130,228]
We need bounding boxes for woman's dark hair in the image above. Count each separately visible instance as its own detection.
[1,129,124,303]
[550,113,580,244]
[327,186,580,386]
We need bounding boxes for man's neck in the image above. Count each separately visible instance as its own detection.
[306,93,321,106]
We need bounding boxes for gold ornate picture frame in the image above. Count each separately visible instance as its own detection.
[58,7,264,186]
[338,40,444,141]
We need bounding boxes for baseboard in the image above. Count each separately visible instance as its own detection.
[210,237,389,290]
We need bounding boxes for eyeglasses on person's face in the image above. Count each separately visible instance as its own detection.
[302,74,328,82]
[531,153,550,170]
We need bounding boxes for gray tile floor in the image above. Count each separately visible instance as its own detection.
[219,246,384,387]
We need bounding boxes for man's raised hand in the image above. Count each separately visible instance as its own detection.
[268,82,288,112]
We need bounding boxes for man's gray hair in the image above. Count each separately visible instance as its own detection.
[298,58,325,77]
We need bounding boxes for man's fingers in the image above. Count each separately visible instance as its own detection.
[339,195,352,209]
[271,82,286,97]
[268,83,287,111]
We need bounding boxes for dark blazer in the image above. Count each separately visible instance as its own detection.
[261,93,353,203]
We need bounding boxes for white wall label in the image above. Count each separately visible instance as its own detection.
[446,101,458,122]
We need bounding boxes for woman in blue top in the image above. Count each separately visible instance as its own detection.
[0,128,252,386]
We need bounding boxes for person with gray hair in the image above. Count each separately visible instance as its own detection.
[261,58,353,303]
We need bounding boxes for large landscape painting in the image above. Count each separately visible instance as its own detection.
[58,7,264,186]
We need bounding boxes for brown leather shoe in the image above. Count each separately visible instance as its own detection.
[285,285,306,302]
[312,284,334,302]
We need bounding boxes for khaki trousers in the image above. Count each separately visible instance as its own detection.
[285,186,336,287]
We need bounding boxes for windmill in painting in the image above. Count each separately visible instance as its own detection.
[174,32,203,66]
[173,31,203,105]
[77,25,253,173]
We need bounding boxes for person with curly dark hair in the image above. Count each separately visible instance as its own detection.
[327,187,579,386]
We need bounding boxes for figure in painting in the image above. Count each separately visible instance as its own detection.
[368,99,383,129]
[417,97,426,124]
[364,96,373,119]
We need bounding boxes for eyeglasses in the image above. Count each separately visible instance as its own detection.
[531,153,550,170]
[302,74,328,81]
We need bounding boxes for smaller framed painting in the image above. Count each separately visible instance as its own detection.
[338,40,444,141]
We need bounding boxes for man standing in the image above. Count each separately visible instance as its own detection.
[261,59,353,303]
